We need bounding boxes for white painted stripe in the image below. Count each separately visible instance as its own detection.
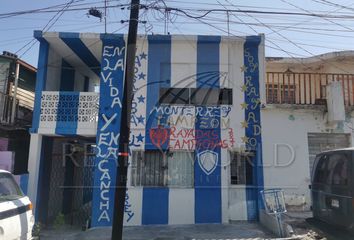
[76,92,98,136]
[42,35,97,79]
[74,70,84,91]
[220,37,248,222]
[169,37,196,151]
[38,46,60,134]
[130,37,148,132]
[168,188,195,224]
[258,34,266,106]
[228,186,248,220]
[38,90,58,135]
[79,32,102,63]
[27,134,43,213]
[45,47,62,91]
[228,37,246,147]
[126,38,148,228]
[127,38,148,188]
[219,37,229,223]
[171,35,197,88]
[123,187,143,226]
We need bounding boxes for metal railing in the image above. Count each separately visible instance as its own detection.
[266,72,354,106]
[11,86,35,110]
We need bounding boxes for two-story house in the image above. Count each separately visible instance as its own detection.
[27,31,265,227]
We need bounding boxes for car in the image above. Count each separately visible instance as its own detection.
[0,170,34,240]
[311,148,353,230]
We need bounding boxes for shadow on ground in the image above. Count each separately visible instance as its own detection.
[40,223,274,240]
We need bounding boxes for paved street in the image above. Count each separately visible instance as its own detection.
[40,223,274,240]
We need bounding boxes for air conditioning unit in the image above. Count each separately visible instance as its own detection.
[326,81,345,124]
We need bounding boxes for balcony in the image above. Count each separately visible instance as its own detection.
[39,91,98,135]
[0,91,34,126]
[266,72,354,106]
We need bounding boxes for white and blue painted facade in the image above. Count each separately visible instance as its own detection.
[27,31,266,226]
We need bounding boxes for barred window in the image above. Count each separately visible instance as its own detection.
[131,150,166,187]
[131,150,194,187]
[230,151,253,185]
[167,151,194,187]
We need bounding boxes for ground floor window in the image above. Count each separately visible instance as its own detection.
[131,150,194,187]
[131,150,166,187]
[229,151,254,185]
[167,151,194,187]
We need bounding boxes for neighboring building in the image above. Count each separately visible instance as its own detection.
[0,51,36,180]
[28,31,265,227]
[264,52,354,211]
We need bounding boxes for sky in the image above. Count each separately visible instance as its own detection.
[1,0,354,67]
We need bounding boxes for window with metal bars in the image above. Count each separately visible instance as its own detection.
[131,150,195,187]
[167,151,194,188]
[230,151,253,185]
[131,150,166,187]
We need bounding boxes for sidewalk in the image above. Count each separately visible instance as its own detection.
[40,222,274,240]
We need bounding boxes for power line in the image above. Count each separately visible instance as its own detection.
[312,0,354,12]
[220,0,352,73]
[280,0,354,32]
[17,0,76,58]
[3,3,354,19]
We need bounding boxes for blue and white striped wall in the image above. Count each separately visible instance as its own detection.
[30,31,265,226]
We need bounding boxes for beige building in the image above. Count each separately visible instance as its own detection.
[263,51,354,211]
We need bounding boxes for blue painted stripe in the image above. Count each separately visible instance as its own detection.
[91,35,126,227]
[244,35,264,221]
[60,59,75,91]
[35,136,53,221]
[194,35,222,224]
[30,38,49,133]
[142,188,169,225]
[55,92,79,135]
[59,32,101,76]
[144,35,171,150]
[141,35,171,225]
[19,174,29,195]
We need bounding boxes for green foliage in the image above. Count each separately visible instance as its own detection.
[32,222,42,238]
[53,213,66,228]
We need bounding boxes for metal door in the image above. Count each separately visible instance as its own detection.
[308,133,350,177]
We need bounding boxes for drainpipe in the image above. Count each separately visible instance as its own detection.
[11,60,19,124]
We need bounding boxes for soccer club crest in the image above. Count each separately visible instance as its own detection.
[149,126,169,149]
[198,150,218,175]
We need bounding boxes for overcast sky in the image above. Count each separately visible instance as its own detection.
[1,0,354,66]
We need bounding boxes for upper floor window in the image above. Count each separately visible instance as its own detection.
[266,84,295,104]
[159,88,232,105]
[159,88,189,105]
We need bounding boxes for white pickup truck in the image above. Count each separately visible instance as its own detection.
[0,170,34,240]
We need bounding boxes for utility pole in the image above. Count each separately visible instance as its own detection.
[104,0,107,33]
[11,60,19,124]
[111,0,140,239]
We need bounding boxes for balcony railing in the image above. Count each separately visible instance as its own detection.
[11,86,35,110]
[0,92,19,124]
[39,91,99,134]
[266,72,354,106]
